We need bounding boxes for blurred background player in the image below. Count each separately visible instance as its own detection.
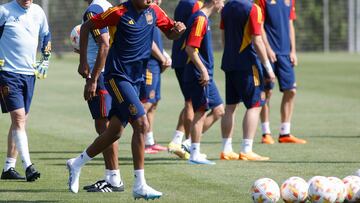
[256,0,306,144]
[66,0,186,199]
[142,0,171,154]
[168,0,203,159]
[220,0,275,161]
[0,0,50,181]
[76,0,124,192]
[184,0,225,165]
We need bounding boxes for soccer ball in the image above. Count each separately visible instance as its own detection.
[280,176,308,203]
[70,24,81,50]
[251,178,280,203]
[327,177,346,203]
[343,175,360,202]
[308,176,337,203]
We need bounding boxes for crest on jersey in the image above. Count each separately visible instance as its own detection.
[261,92,266,101]
[129,104,138,115]
[284,0,291,6]
[145,12,153,25]
[0,86,10,97]
[270,0,276,4]
[149,90,155,99]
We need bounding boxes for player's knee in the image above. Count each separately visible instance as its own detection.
[214,105,225,119]
[134,116,149,135]
[285,89,296,98]
[95,118,108,135]
[10,112,26,130]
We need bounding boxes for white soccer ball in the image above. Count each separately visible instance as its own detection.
[70,24,81,50]
[327,177,347,203]
[251,178,280,203]
[280,176,308,203]
[308,176,337,203]
[343,175,360,202]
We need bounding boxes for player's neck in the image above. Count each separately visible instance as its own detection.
[200,5,214,18]
[131,1,147,13]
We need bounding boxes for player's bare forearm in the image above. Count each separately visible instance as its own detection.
[151,41,166,63]
[91,34,110,81]
[261,23,276,63]
[165,21,186,40]
[185,46,206,74]
[289,20,296,54]
[79,20,94,66]
[261,23,271,52]
[185,45,209,86]
[289,20,298,66]
[253,35,275,81]
[253,36,268,65]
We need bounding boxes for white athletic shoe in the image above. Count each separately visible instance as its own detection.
[133,184,162,200]
[66,158,81,193]
[188,156,216,165]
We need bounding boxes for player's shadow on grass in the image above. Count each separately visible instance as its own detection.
[0,201,58,203]
[50,156,188,166]
[31,151,83,154]
[265,160,360,164]
[309,135,360,139]
[0,189,64,193]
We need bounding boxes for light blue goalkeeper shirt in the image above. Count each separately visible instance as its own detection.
[0,0,50,75]
[83,0,112,72]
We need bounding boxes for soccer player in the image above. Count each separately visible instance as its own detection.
[76,0,124,192]
[256,0,306,144]
[168,0,204,159]
[66,0,185,199]
[184,0,225,165]
[220,0,275,161]
[142,0,170,154]
[0,0,50,181]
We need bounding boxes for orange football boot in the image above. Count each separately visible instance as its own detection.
[239,152,270,161]
[220,151,239,160]
[278,134,307,144]
[261,134,275,144]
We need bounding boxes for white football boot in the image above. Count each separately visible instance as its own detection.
[66,158,81,193]
[133,184,162,200]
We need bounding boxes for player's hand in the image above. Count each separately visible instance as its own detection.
[267,71,276,83]
[173,21,186,35]
[290,51,298,66]
[34,52,51,79]
[78,63,90,79]
[161,53,172,73]
[267,48,277,63]
[84,78,97,101]
[199,69,209,87]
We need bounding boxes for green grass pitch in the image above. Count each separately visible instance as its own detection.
[0,53,359,202]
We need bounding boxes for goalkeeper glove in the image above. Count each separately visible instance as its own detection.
[35,52,51,79]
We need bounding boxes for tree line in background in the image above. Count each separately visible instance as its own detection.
[0,0,349,52]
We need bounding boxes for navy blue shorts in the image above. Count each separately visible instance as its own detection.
[184,79,223,112]
[225,65,265,109]
[0,71,35,114]
[174,68,191,101]
[141,66,161,104]
[87,73,112,119]
[105,77,146,127]
[263,55,296,91]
